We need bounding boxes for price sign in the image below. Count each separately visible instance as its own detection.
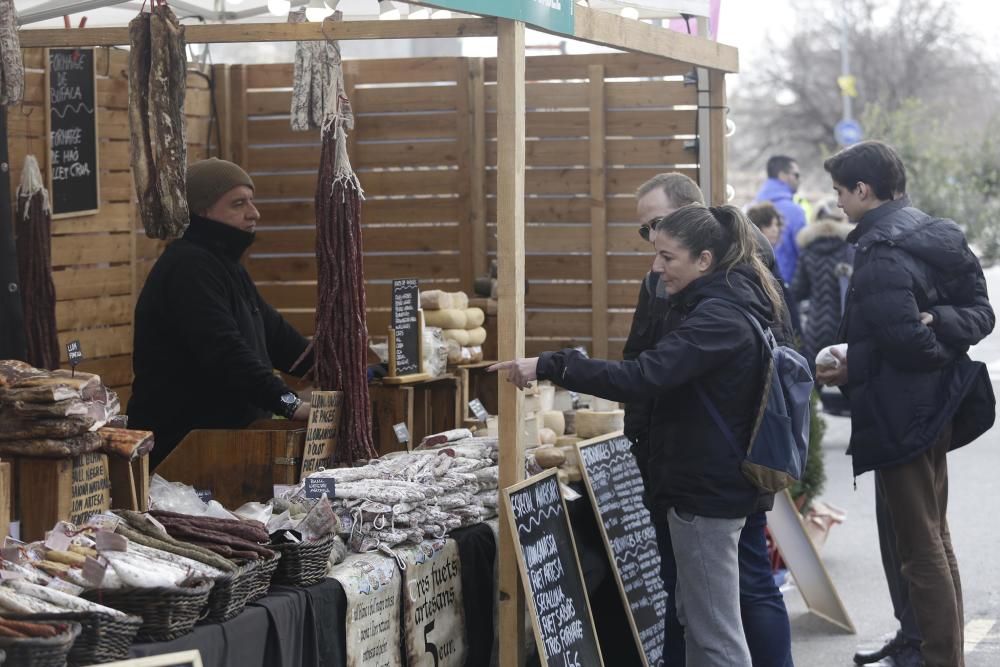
[66,339,83,374]
[304,476,337,500]
[391,279,421,376]
[469,399,489,422]
[195,489,213,503]
[393,422,410,444]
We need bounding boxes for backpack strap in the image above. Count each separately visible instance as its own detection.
[691,298,773,458]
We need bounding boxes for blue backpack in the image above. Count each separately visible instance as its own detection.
[695,300,814,494]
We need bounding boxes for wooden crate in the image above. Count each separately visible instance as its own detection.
[16,453,111,542]
[458,361,499,421]
[369,375,461,455]
[108,455,150,512]
[154,419,305,510]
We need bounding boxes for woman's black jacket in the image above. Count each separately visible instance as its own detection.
[537,267,773,519]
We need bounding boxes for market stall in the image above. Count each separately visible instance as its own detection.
[2,2,738,665]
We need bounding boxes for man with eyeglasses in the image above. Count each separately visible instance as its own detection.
[755,155,806,282]
[625,172,796,667]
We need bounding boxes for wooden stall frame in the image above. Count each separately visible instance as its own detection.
[16,8,738,666]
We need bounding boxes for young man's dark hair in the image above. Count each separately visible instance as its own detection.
[822,140,907,200]
[766,155,796,179]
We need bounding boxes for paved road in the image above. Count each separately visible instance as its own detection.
[787,266,1000,666]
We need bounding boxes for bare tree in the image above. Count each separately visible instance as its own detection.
[730,0,999,174]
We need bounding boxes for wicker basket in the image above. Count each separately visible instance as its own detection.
[202,561,259,624]
[0,620,81,667]
[82,579,213,643]
[271,534,336,588]
[5,612,141,666]
[245,552,281,602]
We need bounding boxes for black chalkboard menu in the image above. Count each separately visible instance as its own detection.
[390,278,421,376]
[46,48,100,218]
[577,433,668,667]
[504,469,604,667]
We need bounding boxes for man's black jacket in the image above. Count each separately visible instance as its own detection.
[128,215,311,468]
[538,267,772,519]
[840,196,995,476]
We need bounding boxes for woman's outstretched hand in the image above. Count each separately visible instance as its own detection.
[488,358,540,390]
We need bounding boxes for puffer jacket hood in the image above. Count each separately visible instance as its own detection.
[796,219,852,250]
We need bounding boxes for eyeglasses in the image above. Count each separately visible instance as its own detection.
[638,216,669,241]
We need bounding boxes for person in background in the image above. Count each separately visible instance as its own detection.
[129,159,313,469]
[628,174,795,667]
[747,201,783,248]
[790,202,853,366]
[756,155,807,282]
[495,204,791,667]
[818,141,995,667]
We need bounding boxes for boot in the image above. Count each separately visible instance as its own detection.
[853,631,908,665]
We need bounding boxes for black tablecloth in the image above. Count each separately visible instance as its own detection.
[130,523,496,667]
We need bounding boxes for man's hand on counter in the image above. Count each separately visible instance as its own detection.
[292,401,311,421]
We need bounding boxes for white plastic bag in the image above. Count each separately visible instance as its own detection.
[816,343,848,370]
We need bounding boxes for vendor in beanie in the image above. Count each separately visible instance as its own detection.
[129,158,314,469]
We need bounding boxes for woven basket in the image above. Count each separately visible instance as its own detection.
[0,621,81,667]
[202,561,259,624]
[82,579,213,643]
[271,534,336,587]
[245,552,281,602]
[4,612,141,666]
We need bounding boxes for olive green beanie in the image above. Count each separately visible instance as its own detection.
[186,158,255,215]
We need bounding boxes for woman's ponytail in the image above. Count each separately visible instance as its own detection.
[708,205,784,322]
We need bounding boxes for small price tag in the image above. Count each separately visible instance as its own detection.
[469,399,489,422]
[47,578,85,596]
[87,513,121,533]
[94,531,128,552]
[195,489,213,503]
[304,477,336,500]
[393,422,410,444]
[1,546,24,564]
[144,515,168,536]
[82,556,108,586]
[273,484,295,499]
[44,530,72,552]
[66,339,84,375]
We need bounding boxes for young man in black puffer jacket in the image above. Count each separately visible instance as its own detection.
[818,141,995,667]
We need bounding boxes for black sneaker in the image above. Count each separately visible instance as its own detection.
[853,631,908,665]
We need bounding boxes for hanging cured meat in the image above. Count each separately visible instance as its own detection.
[14,155,59,370]
[129,3,189,240]
[0,0,23,106]
[310,24,373,464]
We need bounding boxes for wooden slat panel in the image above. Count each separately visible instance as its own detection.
[247,59,460,89]
[56,295,132,331]
[135,234,170,260]
[486,223,653,255]
[607,167,698,195]
[363,280,461,308]
[252,224,460,255]
[485,137,695,168]
[57,326,131,363]
[487,138,587,167]
[52,202,132,235]
[486,168,587,196]
[73,354,133,387]
[523,254,655,281]
[273,308,393,337]
[254,198,461,225]
[53,266,132,301]
[486,197,589,223]
[485,109,696,139]
[484,53,692,81]
[606,80,697,108]
[257,279,458,310]
[51,233,130,267]
[353,85,460,112]
[254,169,460,199]
[247,253,461,282]
[523,338,628,360]
[524,310,635,338]
[247,140,460,171]
[247,112,457,145]
[524,281,641,309]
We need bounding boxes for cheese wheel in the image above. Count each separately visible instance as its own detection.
[534,446,565,469]
[555,435,581,447]
[538,427,557,445]
[443,328,471,346]
[575,409,625,438]
[541,410,566,436]
[466,327,487,346]
[449,291,469,309]
[562,465,582,483]
[562,411,576,435]
[425,308,468,329]
[421,290,453,310]
[464,307,485,328]
[558,443,581,468]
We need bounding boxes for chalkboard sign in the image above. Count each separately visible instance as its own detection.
[45,48,100,218]
[503,469,604,667]
[304,476,336,499]
[390,278,421,377]
[577,433,668,667]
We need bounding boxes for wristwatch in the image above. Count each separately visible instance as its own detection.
[278,392,303,420]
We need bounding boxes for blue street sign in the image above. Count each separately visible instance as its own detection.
[835,119,864,146]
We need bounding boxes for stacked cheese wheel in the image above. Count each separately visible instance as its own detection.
[420,290,486,364]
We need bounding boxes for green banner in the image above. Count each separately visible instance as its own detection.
[428,0,574,35]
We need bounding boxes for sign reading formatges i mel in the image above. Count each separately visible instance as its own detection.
[424,0,574,35]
